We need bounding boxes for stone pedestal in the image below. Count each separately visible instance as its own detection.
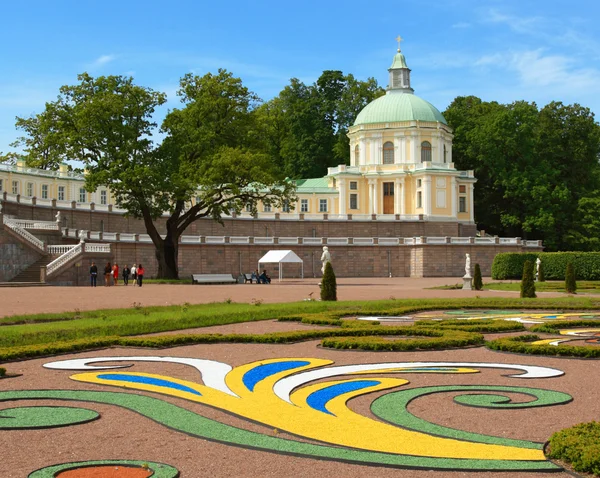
[462,274,472,290]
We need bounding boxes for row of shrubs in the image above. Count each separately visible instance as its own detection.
[491,252,600,280]
[0,318,527,362]
[486,335,600,358]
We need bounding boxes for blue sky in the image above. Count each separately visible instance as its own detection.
[1,0,599,153]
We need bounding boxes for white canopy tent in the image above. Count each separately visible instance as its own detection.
[257,250,304,282]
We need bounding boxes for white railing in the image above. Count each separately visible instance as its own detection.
[450,237,471,244]
[403,238,415,245]
[120,233,136,242]
[181,235,202,244]
[229,236,250,244]
[302,237,323,245]
[499,237,518,244]
[47,244,77,255]
[89,231,101,240]
[279,213,301,220]
[425,237,448,244]
[474,237,495,244]
[254,237,274,244]
[354,237,375,246]
[3,217,46,251]
[351,214,372,221]
[102,232,117,241]
[84,243,111,253]
[378,237,399,246]
[47,243,82,276]
[138,234,152,243]
[375,214,397,222]
[327,237,349,245]
[205,236,225,244]
[278,237,299,245]
[5,218,59,230]
[327,214,349,221]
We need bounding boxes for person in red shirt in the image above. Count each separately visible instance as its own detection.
[136,264,145,287]
[112,263,119,286]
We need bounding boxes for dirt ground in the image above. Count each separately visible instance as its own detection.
[1,279,598,477]
[0,277,569,318]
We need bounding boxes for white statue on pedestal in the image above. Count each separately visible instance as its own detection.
[78,230,86,244]
[535,257,541,281]
[55,211,61,223]
[464,253,471,278]
[321,246,331,274]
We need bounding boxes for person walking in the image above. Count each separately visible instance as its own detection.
[131,264,137,287]
[136,264,145,287]
[89,261,98,287]
[103,262,112,287]
[122,265,130,286]
[112,263,119,286]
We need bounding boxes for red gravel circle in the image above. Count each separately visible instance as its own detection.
[56,465,152,477]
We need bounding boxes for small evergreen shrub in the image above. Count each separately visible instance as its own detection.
[548,421,600,475]
[0,367,5,377]
[320,262,337,301]
[538,260,545,282]
[520,260,536,298]
[565,262,577,294]
[473,263,483,290]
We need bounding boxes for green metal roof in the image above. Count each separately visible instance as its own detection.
[390,52,408,69]
[353,92,447,126]
[296,177,337,194]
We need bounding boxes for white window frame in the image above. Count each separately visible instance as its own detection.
[383,141,394,164]
[12,181,19,195]
[26,182,34,197]
[0,179,3,192]
[300,199,309,213]
[319,198,328,212]
[79,188,87,203]
[245,203,252,213]
[417,179,422,188]
[41,184,48,199]
[349,193,358,210]
[58,186,65,201]
[417,191,422,209]
[349,181,358,190]
[263,204,272,213]
[459,196,467,213]
[100,190,107,205]
[282,200,290,213]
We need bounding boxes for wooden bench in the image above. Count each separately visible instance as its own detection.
[191,274,237,285]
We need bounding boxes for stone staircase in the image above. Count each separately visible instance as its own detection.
[9,256,54,284]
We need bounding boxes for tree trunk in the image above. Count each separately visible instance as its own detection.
[155,231,180,279]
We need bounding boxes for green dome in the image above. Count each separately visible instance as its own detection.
[354,92,447,126]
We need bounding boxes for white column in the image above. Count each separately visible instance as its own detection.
[448,142,453,165]
[359,139,366,165]
[411,132,419,163]
[394,178,402,214]
[372,180,379,214]
[450,176,457,218]
[368,181,374,214]
[423,176,432,216]
[469,183,475,222]
[338,179,346,215]
[435,134,443,163]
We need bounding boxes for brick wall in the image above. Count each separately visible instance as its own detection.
[0,216,43,281]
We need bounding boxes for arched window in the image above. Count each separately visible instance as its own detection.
[443,144,447,163]
[383,141,394,164]
[421,141,432,162]
[354,144,360,164]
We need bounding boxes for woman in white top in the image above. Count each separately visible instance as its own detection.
[131,264,137,286]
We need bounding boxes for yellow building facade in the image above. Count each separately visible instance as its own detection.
[0,44,475,224]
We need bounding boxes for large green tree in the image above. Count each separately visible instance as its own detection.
[445,97,600,251]
[257,71,384,178]
[17,71,295,278]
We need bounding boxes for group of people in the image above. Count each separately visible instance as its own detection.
[89,262,145,287]
[251,269,271,284]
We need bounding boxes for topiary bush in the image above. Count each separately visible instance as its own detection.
[538,260,545,282]
[320,262,337,301]
[565,262,577,294]
[492,252,600,280]
[0,367,5,377]
[520,260,536,298]
[473,263,483,290]
[547,421,600,475]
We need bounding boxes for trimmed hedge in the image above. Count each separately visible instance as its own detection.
[0,367,5,377]
[491,252,600,280]
[530,320,600,334]
[414,319,526,333]
[521,260,536,298]
[486,335,600,358]
[548,421,600,476]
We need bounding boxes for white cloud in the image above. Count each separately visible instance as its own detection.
[91,54,117,67]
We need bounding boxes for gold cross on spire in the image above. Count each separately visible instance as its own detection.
[396,35,403,51]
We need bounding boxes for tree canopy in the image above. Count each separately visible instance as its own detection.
[445,96,600,251]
